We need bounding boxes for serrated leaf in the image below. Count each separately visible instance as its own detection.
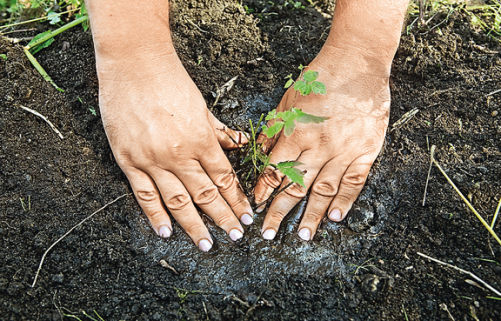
[280,109,297,122]
[296,112,329,124]
[294,80,306,93]
[47,11,61,25]
[30,37,54,54]
[265,109,277,121]
[264,121,284,138]
[279,167,305,187]
[283,119,296,136]
[284,78,294,88]
[303,70,319,82]
[300,83,312,96]
[311,81,327,95]
[276,161,304,169]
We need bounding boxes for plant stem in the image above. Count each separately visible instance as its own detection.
[23,48,64,92]
[25,15,88,50]
[0,8,80,31]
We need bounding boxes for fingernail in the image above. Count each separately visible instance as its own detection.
[241,213,253,225]
[198,239,212,252]
[298,228,311,241]
[256,206,265,213]
[262,229,276,240]
[158,226,172,238]
[229,229,243,241]
[329,208,342,221]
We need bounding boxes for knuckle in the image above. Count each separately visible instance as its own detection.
[284,183,307,199]
[342,172,366,190]
[213,212,233,227]
[269,210,287,223]
[260,169,283,189]
[165,194,191,211]
[303,212,324,224]
[183,222,205,236]
[214,170,238,192]
[312,181,338,198]
[136,190,158,203]
[193,185,219,206]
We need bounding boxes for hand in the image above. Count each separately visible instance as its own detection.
[97,51,253,251]
[254,46,391,241]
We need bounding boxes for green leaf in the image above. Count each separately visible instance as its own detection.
[89,107,97,116]
[283,119,296,136]
[265,109,277,121]
[280,109,297,122]
[293,80,306,93]
[296,112,329,124]
[29,31,54,54]
[301,83,312,96]
[311,81,327,95]
[303,70,319,82]
[284,78,294,89]
[279,167,305,187]
[0,54,7,61]
[30,38,54,54]
[264,121,284,138]
[298,64,305,70]
[276,161,304,169]
[47,11,61,25]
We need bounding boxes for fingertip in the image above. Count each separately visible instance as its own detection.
[229,229,243,241]
[298,227,311,241]
[158,225,172,238]
[328,208,343,222]
[241,213,254,225]
[262,229,276,240]
[198,239,213,252]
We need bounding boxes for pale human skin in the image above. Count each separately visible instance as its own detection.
[85,0,408,250]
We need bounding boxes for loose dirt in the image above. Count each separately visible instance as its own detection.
[1,0,501,320]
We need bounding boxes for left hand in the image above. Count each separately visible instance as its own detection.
[253,48,391,241]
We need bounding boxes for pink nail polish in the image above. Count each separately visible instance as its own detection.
[241,213,253,225]
[198,239,212,252]
[229,229,243,241]
[158,226,172,238]
[298,228,311,241]
[329,209,342,221]
[262,229,276,240]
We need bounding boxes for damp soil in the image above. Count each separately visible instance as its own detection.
[1,0,501,320]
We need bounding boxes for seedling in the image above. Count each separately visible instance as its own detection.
[240,66,328,196]
[0,54,7,60]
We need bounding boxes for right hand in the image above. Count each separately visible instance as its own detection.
[96,50,253,252]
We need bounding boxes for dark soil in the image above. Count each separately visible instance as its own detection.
[1,0,501,320]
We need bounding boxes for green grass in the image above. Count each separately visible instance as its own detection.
[1,0,83,28]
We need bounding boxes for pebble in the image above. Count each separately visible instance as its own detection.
[478,167,488,174]
[492,110,498,117]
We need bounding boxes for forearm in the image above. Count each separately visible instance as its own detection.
[85,0,176,76]
[321,0,409,77]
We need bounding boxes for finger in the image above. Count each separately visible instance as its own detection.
[261,153,323,240]
[296,157,351,240]
[199,149,254,226]
[328,156,374,222]
[256,130,279,155]
[173,162,245,241]
[253,139,301,213]
[123,167,173,239]
[208,110,248,150]
[149,169,214,251]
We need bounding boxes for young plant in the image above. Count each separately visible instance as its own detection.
[241,65,328,192]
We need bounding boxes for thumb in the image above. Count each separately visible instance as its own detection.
[207,110,248,150]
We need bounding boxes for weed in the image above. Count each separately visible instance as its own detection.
[0,53,6,60]
[348,258,377,275]
[78,97,97,116]
[197,55,203,65]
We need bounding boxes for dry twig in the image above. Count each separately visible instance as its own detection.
[18,105,64,139]
[417,252,501,296]
[32,194,130,287]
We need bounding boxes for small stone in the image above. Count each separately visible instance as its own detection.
[51,274,64,284]
[492,110,498,117]
[474,301,480,308]
[478,167,488,174]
